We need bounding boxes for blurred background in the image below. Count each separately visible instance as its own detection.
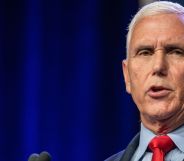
[1,0,184,161]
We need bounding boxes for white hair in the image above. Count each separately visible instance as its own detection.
[126,1,184,57]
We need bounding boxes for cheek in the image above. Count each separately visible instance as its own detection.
[129,71,140,91]
[129,58,151,78]
[129,70,145,103]
[171,65,184,88]
[128,60,151,105]
[129,64,147,87]
[176,74,184,100]
[168,65,184,102]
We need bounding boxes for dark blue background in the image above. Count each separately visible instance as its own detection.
[0,0,141,161]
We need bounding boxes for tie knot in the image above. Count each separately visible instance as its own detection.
[148,135,175,154]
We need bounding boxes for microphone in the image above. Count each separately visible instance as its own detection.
[28,151,51,161]
[39,151,51,161]
[28,153,39,161]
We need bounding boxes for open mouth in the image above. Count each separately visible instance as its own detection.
[151,86,165,92]
[147,86,172,98]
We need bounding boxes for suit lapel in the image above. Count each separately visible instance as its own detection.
[119,133,140,161]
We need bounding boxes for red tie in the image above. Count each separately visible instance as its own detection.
[148,135,175,161]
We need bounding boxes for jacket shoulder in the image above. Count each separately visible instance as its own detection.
[104,133,140,161]
[104,150,124,161]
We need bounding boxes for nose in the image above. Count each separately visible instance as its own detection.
[152,50,168,76]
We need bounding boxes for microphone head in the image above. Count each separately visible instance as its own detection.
[38,151,51,161]
[28,153,39,161]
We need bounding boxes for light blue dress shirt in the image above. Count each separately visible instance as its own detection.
[131,123,184,161]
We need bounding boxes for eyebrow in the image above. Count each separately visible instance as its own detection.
[134,44,184,53]
[134,45,154,53]
[164,44,184,51]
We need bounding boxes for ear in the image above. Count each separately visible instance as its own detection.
[122,60,131,94]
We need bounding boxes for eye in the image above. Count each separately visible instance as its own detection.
[168,49,184,56]
[137,49,153,56]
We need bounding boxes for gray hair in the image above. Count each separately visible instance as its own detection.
[126,1,184,57]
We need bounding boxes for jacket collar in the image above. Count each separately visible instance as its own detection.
[119,133,140,161]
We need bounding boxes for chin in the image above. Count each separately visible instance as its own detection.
[147,110,176,122]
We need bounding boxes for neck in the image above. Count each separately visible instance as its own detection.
[141,114,184,135]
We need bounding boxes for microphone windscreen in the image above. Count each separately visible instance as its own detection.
[28,153,39,161]
[38,151,51,161]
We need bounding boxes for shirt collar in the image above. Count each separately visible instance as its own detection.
[168,124,184,153]
[132,123,156,161]
[133,123,184,160]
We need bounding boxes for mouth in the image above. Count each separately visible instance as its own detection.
[147,85,172,99]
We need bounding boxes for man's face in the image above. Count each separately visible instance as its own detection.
[123,13,184,129]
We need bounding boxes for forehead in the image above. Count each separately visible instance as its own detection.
[130,13,184,50]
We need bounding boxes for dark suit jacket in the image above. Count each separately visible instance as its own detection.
[105,133,140,161]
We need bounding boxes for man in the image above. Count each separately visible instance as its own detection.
[105,1,184,161]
